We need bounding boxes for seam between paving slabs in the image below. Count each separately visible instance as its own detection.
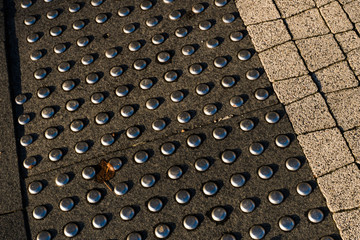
[235,0,360,239]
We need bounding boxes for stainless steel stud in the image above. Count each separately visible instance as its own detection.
[164,70,178,82]
[140,78,153,90]
[148,198,163,212]
[152,34,165,44]
[221,150,236,164]
[254,89,269,101]
[279,216,295,232]
[157,52,171,63]
[28,181,43,194]
[203,104,217,116]
[196,83,209,95]
[195,158,209,172]
[50,26,62,36]
[168,166,183,179]
[230,96,244,107]
[95,13,108,24]
[246,69,260,80]
[129,41,141,51]
[91,92,104,104]
[46,10,58,19]
[240,198,255,213]
[230,173,246,187]
[275,135,290,148]
[20,135,33,146]
[24,156,37,169]
[203,181,218,196]
[175,27,188,37]
[214,56,228,68]
[34,68,47,80]
[221,76,235,88]
[175,189,191,204]
[120,206,135,220]
[123,23,136,33]
[127,233,142,240]
[297,182,312,196]
[33,206,47,220]
[146,17,159,27]
[249,225,265,239]
[91,0,103,7]
[133,59,147,70]
[161,142,175,155]
[18,114,30,125]
[211,207,227,222]
[62,80,75,91]
[105,48,117,58]
[54,43,66,53]
[182,45,195,56]
[118,7,130,17]
[222,13,235,23]
[215,0,228,7]
[59,198,74,212]
[134,150,149,163]
[70,119,84,132]
[213,127,227,140]
[21,0,32,8]
[140,0,153,10]
[64,223,79,238]
[146,98,159,110]
[308,209,324,223]
[69,3,81,13]
[41,107,54,118]
[49,149,63,161]
[15,94,27,105]
[55,173,69,186]
[258,166,274,180]
[75,141,89,154]
[152,119,166,131]
[187,134,202,148]
[154,224,170,238]
[265,111,280,124]
[237,50,251,61]
[221,234,236,240]
[81,54,94,65]
[66,100,79,112]
[183,215,199,230]
[27,33,39,43]
[169,10,181,20]
[115,86,129,97]
[36,231,51,240]
[141,174,156,188]
[192,3,205,13]
[109,158,122,171]
[249,143,264,155]
[77,37,89,47]
[268,190,284,204]
[121,105,135,118]
[30,50,42,61]
[110,66,123,77]
[114,182,128,196]
[101,133,115,146]
[285,158,301,171]
[92,215,107,229]
[177,111,191,123]
[199,20,212,30]
[87,189,102,204]
[95,112,109,125]
[126,126,141,139]
[37,87,50,98]
[240,119,255,131]
[44,127,58,139]
[82,166,96,180]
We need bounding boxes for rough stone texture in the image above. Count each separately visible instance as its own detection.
[235,0,280,25]
[343,0,360,23]
[0,211,27,240]
[297,128,354,177]
[314,61,358,93]
[339,0,357,4]
[247,19,291,52]
[296,34,345,71]
[326,87,360,130]
[314,0,336,7]
[320,1,353,33]
[285,93,336,134]
[333,209,360,240]
[318,163,360,212]
[274,0,316,18]
[344,128,360,163]
[335,31,360,53]
[273,75,318,104]
[286,8,330,40]
[259,41,308,81]
[347,48,360,75]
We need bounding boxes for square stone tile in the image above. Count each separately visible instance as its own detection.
[285,93,336,134]
[296,34,345,71]
[344,128,360,163]
[235,0,280,25]
[326,87,360,131]
[286,8,330,40]
[347,48,360,75]
[314,61,358,93]
[333,209,360,240]
[335,31,360,53]
[320,1,353,33]
[247,20,291,52]
[297,128,354,177]
[273,75,318,104]
[274,0,315,18]
[259,41,308,81]
[339,0,356,4]
[318,164,360,212]
[344,0,360,23]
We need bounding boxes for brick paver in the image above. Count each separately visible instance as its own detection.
[296,34,345,71]
[297,128,354,177]
[286,8,329,40]
[344,128,360,163]
[274,0,316,18]
[343,0,360,23]
[335,31,360,53]
[235,0,280,25]
[247,20,291,52]
[334,209,360,240]
[285,93,336,134]
[314,61,358,93]
[320,1,353,33]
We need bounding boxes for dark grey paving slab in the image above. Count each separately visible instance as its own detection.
[0,211,27,240]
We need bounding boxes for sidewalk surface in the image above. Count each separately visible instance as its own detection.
[0,0,359,239]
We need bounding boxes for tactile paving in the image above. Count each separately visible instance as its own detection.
[4,0,340,239]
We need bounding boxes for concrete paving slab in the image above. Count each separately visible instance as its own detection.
[333,209,360,240]
[314,61,358,93]
[314,0,336,7]
[0,211,27,240]
[285,93,336,134]
[274,0,316,18]
[247,19,291,52]
[318,163,360,212]
[297,128,354,177]
[286,8,330,40]
[273,75,318,104]
[235,0,280,25]
[259,41,308,81]
[343,0,360,23]
[326,87,360,131]
[335,31,360,53]
[296,34,345,71]
[344,128,360,163]
[320,1,353,33]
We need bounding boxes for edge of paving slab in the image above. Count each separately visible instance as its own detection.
[235,0,360,239]
[0,1,30,239]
